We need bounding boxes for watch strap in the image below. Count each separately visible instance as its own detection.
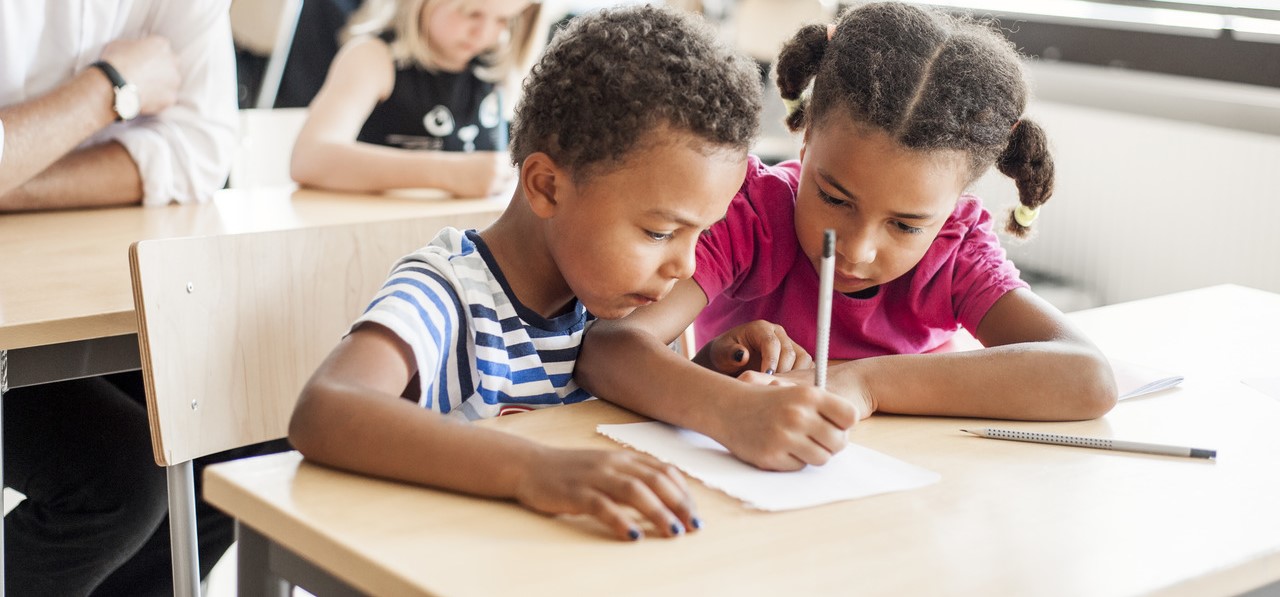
[90,61,128,89]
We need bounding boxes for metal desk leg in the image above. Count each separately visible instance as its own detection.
[236,524,291,597]
[168,462,201,597]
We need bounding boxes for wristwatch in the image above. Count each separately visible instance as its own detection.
[90,60,140,121]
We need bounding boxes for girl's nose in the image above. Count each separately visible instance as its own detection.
[841,227,877,265]
[664,242,697,280]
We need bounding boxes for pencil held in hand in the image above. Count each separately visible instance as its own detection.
[815,229,835,389]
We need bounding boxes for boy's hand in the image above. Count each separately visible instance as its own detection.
[515,447,699,541]
[693,320,812,377]
[714,370,859,471]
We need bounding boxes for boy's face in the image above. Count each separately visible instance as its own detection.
[545,132,746,320]
[795,113,969,294]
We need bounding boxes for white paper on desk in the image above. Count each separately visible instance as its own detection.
[597,422,940,511]
[1242,377,1280,400]
[1112,359,1184,400]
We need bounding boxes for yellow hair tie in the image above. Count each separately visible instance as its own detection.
[1013,205,1040,227]
[782,96,804,114]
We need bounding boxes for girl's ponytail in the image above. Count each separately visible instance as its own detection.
[996,118,1055,238]
[775,24,829,132]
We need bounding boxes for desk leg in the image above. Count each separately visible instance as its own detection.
[168,462,201,597]
[237,522,366,597]
[236,524,290,597]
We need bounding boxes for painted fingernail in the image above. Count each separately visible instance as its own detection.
[628,528,641,541]
[691,517,703,530]
[733,349,746,362]
[765,368,774,375]
[670,521,685,535]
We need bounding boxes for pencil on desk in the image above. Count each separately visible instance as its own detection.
[815,229,835,389]
[961,428,1217,459]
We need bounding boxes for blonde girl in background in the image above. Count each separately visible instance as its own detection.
[291,0,539,196]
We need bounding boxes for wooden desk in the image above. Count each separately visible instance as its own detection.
[206,285,1280,597]
[0,186,506,385]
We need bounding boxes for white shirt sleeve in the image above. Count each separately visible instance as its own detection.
[101,1,238,205]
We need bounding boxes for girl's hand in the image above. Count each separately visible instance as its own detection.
[515,447,699,541]
[693,320,813,377]
[446,151,516,198]
[771,367,875,421]
[714,370,859,471]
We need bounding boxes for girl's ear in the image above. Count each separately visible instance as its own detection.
[520,152,567,219]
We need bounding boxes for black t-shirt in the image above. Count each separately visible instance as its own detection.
[356,40,504,152]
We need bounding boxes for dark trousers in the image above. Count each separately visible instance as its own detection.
[3,372,290,596]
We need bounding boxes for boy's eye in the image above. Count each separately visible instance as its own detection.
[646,230,674,241]
[894,221,925,235]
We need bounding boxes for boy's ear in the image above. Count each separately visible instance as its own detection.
[520,152,567,219]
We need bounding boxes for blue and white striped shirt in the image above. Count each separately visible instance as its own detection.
[353,228,593,420]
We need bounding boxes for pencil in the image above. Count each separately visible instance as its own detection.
[961,428,1216,459]
[815,229,835,389]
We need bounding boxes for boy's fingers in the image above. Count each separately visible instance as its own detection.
[584,490,643,541]
[605,471,686,538]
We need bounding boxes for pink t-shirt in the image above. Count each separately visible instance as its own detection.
[692,157,1027,359]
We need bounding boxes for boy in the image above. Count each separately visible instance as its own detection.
[290,5,762,541]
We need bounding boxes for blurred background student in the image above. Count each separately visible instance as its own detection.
[290,0,541,197]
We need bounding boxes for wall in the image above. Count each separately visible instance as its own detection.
[969,61,1280,306]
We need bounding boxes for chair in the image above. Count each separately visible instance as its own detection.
[230,0,305,109]
[129,212,500,596]
[228,107,309,188]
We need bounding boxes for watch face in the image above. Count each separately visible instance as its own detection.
[115,83,140,121]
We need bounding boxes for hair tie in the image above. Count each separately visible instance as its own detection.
[783,96,804,114]
[1013,205,1039,227]
[1010,119,1021,133]
[827,24,836,40]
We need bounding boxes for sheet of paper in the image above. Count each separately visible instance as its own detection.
[597,422,940,511]
[1242,377,1280,400]
[1112,359,1184,400]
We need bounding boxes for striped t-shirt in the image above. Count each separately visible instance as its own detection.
[353,228,593,420]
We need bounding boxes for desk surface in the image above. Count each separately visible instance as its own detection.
[205,285,1280,597]
[0,186,506,350]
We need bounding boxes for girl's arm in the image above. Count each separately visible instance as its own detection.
[576,279,859,471]
[787,288,1116,420]
[288,324,697,540]
[289,37,510,197]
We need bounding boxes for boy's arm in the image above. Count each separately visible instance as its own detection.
[289,38,512,197]
[289,324,698,540]
[786,288,1117,420]
[576,279,859,471]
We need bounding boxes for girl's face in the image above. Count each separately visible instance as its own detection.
[543,128,746,320]
[422,0,529,72]
[795,113,970,294]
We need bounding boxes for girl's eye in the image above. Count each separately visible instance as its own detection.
[818,189,847,208]
[894,221,924,235]
[646,230,674,241]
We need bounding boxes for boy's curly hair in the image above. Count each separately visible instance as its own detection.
[511,4,762,180]
[776,2,1053,237]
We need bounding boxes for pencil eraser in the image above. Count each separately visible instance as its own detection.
[823,229,835,257]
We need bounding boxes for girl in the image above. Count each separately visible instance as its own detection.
[576,2,1117,472]
[290,0,539,196]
